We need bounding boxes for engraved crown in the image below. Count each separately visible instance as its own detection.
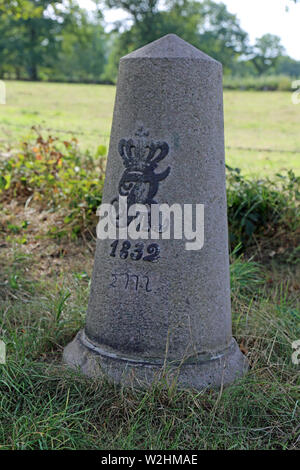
[118,126,169,172]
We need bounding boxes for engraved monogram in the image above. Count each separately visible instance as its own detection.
[111,126,171,227]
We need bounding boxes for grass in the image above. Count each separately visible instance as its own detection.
[0,158,299,450]
[224,91,300,176]
[0,247,299,450]
[1,81,300,177]
[0,82,299,450]
[0,81,115,153]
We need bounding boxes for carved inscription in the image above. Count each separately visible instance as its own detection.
[108,126,171,263]
[109,240,160,263]
[109,273,152,292]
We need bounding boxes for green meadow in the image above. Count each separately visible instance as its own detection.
[1,81,300,176]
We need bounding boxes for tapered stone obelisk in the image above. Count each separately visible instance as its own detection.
[63,34,248,389]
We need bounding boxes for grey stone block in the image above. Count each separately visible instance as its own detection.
[63,34,248,390]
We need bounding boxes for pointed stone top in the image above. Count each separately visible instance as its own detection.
[121,34,220,63]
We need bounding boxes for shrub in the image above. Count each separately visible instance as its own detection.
[0,129,106,239]
[226,166,300,250]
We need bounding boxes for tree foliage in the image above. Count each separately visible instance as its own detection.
[0,0,299,83]
[0,0,107,81]
[250,34,285,75]
[103,0,249,82]
[0,0,63,18]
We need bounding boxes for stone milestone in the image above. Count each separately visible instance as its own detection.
[63,34,248,389]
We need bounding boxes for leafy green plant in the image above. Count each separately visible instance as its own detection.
[226,166,300,250]
[0,129,106,239]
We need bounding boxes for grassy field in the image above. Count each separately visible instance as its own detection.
[0,80,299,450]
[1,81,300,177]
[0,245,299,450]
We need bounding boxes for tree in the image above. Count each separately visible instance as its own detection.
[0,0,40,17]
[103,0,249,82]
[250,34,285,75]
[0,1,67,80]
[274,55,300,77]
[55,7,107,82]
[0,0,107,82]
[194,0,247,67]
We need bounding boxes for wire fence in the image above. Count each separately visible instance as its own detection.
[0,122,299,155]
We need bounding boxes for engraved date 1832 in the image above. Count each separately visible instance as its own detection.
[109,240,160,263]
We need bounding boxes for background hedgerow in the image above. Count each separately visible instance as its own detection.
[223,75,294,91]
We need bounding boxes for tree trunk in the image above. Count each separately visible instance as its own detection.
[28,20,39,81]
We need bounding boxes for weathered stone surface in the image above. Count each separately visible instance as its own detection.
[63,34,248,389]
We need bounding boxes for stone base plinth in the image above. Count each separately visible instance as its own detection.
[63,330,248,390]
